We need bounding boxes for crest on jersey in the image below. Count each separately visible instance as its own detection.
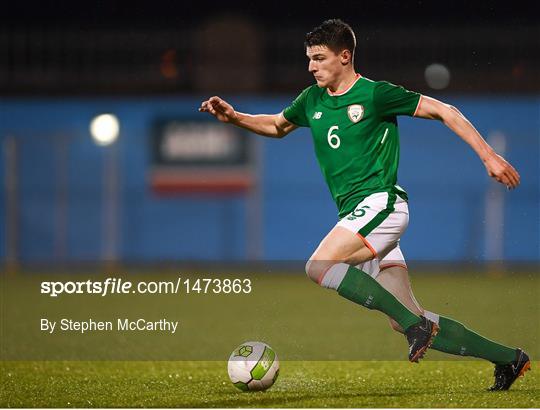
[347,104,364,123]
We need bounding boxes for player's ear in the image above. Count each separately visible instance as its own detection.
[340,49,352,66]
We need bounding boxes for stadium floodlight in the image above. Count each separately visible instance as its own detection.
[90,114,120,146]
[424,63,451,90]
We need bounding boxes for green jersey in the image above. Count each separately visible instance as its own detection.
[282,75,421,218]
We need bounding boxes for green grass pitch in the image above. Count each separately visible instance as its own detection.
[2,360,538,407]
[1,270,539,407]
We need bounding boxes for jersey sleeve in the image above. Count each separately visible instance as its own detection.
[282,86,311,127]
[373,81,421,117]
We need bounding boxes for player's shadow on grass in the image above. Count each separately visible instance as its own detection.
[189,391,413,407]
[191,386,540,408]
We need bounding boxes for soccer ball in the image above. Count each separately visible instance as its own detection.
[227,341,279,391]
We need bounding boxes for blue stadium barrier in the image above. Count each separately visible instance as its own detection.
[0,96,538,262]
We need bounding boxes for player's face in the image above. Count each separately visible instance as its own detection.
[306,45,347,88]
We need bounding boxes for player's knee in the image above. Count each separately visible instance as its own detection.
[305,259,324,284]
[305,259,337,286]
[305,260,314,281]
[306,261,350,291]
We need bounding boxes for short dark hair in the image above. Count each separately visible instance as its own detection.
[305,19,356,56]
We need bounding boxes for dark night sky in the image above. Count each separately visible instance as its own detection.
[3,0,538,29]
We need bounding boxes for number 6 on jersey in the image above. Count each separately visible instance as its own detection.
[327,125,340,149]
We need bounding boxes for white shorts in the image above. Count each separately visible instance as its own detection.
[336,191,409,278]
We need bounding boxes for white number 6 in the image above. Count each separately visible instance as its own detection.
[327,125,340,149]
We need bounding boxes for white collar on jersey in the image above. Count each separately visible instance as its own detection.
[327,73,362,96]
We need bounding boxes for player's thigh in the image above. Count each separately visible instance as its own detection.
[337,192,409,264]
[308,192,408,282]
[309,226,371,262]
[307,226,372,282]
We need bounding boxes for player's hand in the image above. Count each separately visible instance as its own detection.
[483,152,520,189]
[198,96,238,123]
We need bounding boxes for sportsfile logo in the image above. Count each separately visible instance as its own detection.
[312,111,323,119]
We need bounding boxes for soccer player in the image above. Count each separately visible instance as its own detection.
[200,19,530,390]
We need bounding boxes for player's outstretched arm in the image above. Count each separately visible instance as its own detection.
[199,96,297,138]
[414,96,520,189]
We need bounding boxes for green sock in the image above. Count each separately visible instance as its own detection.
[431,316,516,364]
[337,266,421,331]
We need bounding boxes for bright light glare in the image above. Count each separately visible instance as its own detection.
[424,63,451,90]
[90,114,120,146]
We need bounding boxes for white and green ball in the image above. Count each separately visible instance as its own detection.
[227,341,279,391]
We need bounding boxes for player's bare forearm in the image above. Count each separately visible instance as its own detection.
[233,112,294,138]
[415,96,490,158]
[199,96,296,138]
[415,96,520,188]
